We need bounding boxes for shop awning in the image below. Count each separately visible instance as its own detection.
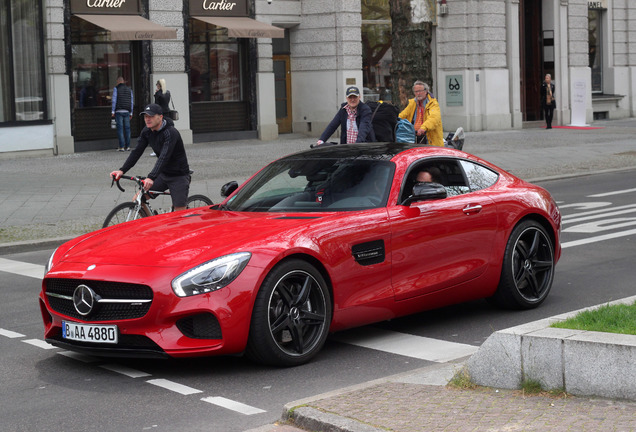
[75,14,177,40]
[193,16,284,39]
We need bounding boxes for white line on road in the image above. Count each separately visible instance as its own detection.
[57,351,100,363]
[588,188,636,197]
[561,203,636,222]
[22,339,56,349]
[101,364,151,378]
[0,258,44,279]
[561,227,636,249]
[0,328,25,338]
[146,379,203,395]
[331,328,478,363]
[201,396,266,415]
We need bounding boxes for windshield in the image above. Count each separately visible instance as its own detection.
[226,158,395,212]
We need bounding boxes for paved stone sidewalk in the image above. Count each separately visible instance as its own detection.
[295,382,636,432]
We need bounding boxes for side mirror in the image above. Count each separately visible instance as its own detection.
[402,182,447,206]
[220,181,238,198]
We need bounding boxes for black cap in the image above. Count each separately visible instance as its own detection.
[345,86,360,97]
[140,103,163,116]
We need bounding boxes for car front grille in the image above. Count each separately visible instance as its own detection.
[45,278,153,321]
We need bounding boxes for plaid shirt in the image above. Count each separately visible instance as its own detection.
[345,105,359,143]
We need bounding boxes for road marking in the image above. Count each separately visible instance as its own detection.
[562,203,636,222]
[22,339,56,349]
[331,328,478,362]
[0,258,44,279]
[101,364,151,378]
[147,379,203,395]
[0,328,25,338]
[58,351,100,363]
[201,397,266,415]
[561,227,636,249]
[588,188,636,197]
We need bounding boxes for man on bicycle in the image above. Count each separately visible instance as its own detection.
[110,103,190,211]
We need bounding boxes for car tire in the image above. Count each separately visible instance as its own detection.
[490,220,555,309]
[246,259,332,366]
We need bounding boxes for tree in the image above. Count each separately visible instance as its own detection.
[389,0,434,109]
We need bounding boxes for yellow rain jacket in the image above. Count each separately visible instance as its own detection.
[398,97,444,147]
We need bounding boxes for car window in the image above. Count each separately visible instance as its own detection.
[401,159,470,203]
[227,158,395,212]
[459,160,499,191]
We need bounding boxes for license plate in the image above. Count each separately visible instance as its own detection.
[62,321,118,344]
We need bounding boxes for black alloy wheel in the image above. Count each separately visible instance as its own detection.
[491,220,555,309]
[246,259,332,366]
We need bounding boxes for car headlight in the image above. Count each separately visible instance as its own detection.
[172,252,251,297]
[44,247,58,276]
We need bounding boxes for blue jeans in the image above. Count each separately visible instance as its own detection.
[115,112,131,149]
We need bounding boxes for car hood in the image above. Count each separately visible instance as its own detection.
[56,209,326,268]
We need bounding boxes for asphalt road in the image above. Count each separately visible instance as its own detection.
[1,170,635,431]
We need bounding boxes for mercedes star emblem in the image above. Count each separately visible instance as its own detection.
[72,284,98,316]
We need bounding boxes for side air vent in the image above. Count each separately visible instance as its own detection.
[352,240,385,266]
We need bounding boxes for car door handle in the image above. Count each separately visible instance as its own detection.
[462,204,482,214]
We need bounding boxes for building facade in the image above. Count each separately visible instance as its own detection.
[1,0,634,158]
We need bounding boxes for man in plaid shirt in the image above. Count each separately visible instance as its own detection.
[316,86,376,145]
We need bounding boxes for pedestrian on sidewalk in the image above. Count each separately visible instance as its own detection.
[398,80,444,146]
[316,86,376,146]
[110,103,191,211]
[541,73,556,129]
[154,79,171,117]
[111,76,134,151]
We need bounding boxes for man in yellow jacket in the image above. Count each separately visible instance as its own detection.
[399,80,444,146]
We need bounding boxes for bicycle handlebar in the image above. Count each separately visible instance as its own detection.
[111,174,147,192]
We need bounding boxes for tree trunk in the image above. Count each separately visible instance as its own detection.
[389,0,434,109]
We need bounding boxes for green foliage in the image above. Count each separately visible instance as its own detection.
[551,301,636,335]
[521,378,543,394]
[447,367,477,389]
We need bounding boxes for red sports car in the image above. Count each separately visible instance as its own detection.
[40,143,561,366]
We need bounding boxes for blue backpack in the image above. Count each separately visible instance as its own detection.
[394,118,416,143]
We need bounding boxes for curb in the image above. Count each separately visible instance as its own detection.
[0,237,74,254]
[467,295,636,400]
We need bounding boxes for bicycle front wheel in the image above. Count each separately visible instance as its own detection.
[186,194,213,209]
[103,202,151,228]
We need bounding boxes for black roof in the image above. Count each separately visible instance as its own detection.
[281,142,424,162]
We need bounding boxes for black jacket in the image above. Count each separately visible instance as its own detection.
[154,90,171,115]
[319,102,376,144]
[120,118,189,180]
[541,82,556,108]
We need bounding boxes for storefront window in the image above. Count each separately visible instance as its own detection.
[189,20,245,103]
[70,17,133,109]
[0,0,46,123]
[589,9,602,93]
[362,1,392,102]
[69,15,140,141]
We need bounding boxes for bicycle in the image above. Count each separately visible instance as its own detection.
[103,173,213,228]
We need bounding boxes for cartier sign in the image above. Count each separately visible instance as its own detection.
[71,0,140,14]
[588,0,607,9]
[190,0,247,17]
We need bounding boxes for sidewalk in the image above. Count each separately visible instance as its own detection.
[2,118,636,247]
[283,361,636,432]
[2,119,636,432]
